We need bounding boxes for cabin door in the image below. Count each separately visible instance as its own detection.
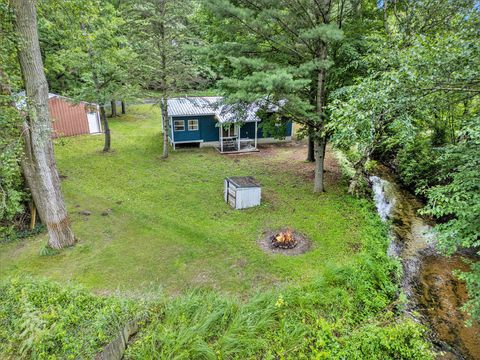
[87,111,101,133]
[222,124,237,138]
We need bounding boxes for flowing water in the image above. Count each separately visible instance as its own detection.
[370,167,480,359]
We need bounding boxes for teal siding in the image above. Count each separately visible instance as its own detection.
[240,121,292,139]
[171,115,292,144]
[172,115,218,142]
[200,116,219,142]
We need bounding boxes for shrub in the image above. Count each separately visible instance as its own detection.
[0,95,28,242]
[0,277,140,359]
[396,136,440,193]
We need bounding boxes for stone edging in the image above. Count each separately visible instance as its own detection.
[94,320,140,360]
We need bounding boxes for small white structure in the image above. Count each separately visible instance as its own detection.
[224,176,261,210]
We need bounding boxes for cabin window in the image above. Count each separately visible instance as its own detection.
[174,120,185,131]
[188,119,199,131]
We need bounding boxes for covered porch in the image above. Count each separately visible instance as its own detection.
[217,121,259,154]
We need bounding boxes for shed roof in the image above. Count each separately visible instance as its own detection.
[167,96,281,124]
[15,91,98,110]
[226,176,261,188]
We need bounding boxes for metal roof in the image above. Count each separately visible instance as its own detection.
[15,91,98,110]
[167,96,219,116]
[167,96,278,123]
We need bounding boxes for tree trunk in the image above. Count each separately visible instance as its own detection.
[383,0,389,35]
[313,45,328,192]
[110,100,117,117]
[306,135,315,162]
[313,0,331,193]
[161,97,169,158]
[13,0,75,249]
[82,22,109,152]
[349,158,367,196]
[313,137,327,192]
[100,105,111,152]
[121,100,126,114]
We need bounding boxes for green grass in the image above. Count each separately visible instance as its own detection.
[2,105,380,296]
[0,105,434,358]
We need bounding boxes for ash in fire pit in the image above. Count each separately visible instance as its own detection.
[271,229,297,249]
[259,229,312,255]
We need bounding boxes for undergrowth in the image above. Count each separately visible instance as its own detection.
[0,277,140,359]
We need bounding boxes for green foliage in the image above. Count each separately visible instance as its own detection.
[0,2,27,240]
[200,0,378,138]
[458,262,480,322]
[421,118,480,254]
[1,105,390,296]
[337,320,432,359]
[36,0,140,104]
[329,1,480,320]
[396,135,440,192]
[0,277,140,359]
[126,0,199,94]
[0,99,25,227]
[0,224,45,245]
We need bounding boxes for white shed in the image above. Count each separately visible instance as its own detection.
[224,176,261,210]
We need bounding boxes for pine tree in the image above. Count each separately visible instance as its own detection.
[203,0,345,192]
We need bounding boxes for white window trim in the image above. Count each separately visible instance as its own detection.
[174,119,185,131]
[188,119,199,131]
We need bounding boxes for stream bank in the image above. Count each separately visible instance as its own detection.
[370,166,479,359]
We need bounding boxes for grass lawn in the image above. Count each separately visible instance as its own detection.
[0,105,378,296]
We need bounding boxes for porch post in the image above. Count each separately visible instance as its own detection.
[254,121,258,149]
[170,116,175,150]
[220,125,223,152]
[237,123,240,151]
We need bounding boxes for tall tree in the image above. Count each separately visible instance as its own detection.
[36,0,139,152]
[129,0,197,158]
[202,0,354,192]
[11,0,75,249]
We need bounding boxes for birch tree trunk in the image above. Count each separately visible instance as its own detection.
[13,0,75,249]
[161,97,169,158]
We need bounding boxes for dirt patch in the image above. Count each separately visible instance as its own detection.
[258,229,312,255]
[254,142,342,186]
[348,241,362,253]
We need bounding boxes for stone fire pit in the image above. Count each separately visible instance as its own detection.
[258,229,312,255]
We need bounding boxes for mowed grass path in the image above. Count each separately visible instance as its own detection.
[0,105,376,296]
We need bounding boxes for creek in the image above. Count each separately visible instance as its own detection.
[370,167,479,359]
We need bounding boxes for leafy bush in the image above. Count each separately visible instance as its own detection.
[0,93,27,242]
[396,135,440,193]
[337,320,432,359]
[0,277,140,359]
